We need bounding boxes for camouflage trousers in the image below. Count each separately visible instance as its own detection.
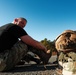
[58,52,76,75]
[0,41,28,71]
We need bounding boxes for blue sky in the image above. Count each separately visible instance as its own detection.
[0,0,76,41]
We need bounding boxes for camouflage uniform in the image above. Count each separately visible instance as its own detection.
[0,41,28,71]
[58,52,76,74]
[55,30,76,75]
[0,41,51,72]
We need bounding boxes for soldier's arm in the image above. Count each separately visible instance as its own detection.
[20,35,47,53]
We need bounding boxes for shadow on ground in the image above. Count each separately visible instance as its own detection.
[4,64,58,72]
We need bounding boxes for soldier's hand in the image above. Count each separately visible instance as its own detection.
[46,50,51,54]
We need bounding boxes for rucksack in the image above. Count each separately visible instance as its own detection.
[55,30,76,52]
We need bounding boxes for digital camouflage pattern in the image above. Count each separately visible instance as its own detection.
[58,52,76,75]
[55,30,76,52]
[0,41,28,71]
[55,30,76,75]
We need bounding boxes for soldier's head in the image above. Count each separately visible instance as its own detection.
[13,17,27,28]
[55,30,76,53]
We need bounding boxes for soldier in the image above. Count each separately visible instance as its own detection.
[0,17,51,71]
[55,30,76,75]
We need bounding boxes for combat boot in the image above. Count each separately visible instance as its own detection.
[30,48,51,64]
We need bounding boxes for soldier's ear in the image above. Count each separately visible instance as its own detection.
[14,18,18,22]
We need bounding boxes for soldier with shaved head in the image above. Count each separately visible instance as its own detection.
[0,17,51,71]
